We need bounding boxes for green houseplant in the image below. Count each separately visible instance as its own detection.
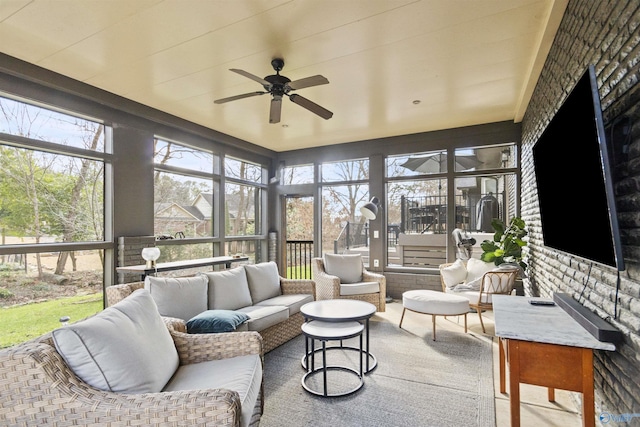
[480,217,528,273]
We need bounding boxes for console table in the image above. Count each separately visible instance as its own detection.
[116,256,248,279]
[493,295,616,427]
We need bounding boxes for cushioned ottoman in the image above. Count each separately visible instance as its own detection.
[399,290,469,340]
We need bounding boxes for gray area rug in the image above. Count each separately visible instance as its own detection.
[260,304,496,427]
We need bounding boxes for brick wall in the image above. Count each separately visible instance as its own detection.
[117,236,156,283]
[521,0,640,418]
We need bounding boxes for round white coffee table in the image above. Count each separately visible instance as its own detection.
[300,299,377,374]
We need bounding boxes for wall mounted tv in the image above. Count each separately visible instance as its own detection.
[532,64,625,271]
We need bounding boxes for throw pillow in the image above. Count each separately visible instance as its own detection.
[203,267,253,310]
[465,258,495,285]
[52,289,179,394]
[144,275,208,320]
[186,309,250,333]
[323,253,363,283]
[440,258,467,288]
[244,261,282,304]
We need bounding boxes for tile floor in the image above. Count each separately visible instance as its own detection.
[382,300,583,427]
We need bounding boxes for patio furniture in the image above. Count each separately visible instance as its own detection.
[399,289,469,340]
[311,254,386,312]
[107,261,316,353]
[439,259,518,333]
[300,299,377,374]
[301,320,365,397]
[0,289,263,427]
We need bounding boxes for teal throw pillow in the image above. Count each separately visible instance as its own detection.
[186,310,249,333]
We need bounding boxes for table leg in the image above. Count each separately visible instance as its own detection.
[499,338,506,394]
[548,387,555,402]
[508,340,521,427]
[365,318,370,373]
[582,349,595,427]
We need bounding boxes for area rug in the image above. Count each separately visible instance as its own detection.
[260,303,496,427]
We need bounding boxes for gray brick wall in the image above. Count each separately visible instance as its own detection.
[521,0,640,419]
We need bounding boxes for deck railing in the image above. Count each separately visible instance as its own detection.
[284,240,313,279]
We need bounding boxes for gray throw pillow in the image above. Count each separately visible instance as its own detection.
[244,262,282,304]
[323,253,363,283]
[144,275,208,320]
[52,289,179,394]
[203,267,253,310]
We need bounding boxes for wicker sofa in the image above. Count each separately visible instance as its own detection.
[106,261,316,353]
[0,289,263,427]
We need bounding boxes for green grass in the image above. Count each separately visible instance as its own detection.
[0,294,103,348]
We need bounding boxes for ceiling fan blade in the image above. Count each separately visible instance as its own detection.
[286,75,329,91]
[229,69,271,87]
[269,96,282,124]
[289,94,333,120]
[214,91,266,104]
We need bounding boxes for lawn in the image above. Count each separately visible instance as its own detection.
[1,293,103,348]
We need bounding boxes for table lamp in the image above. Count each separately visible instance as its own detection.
[141,247,161,269]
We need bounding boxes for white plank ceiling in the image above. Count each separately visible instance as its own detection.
[0,0,567,151]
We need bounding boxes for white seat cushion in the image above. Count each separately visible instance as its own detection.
[244,261,282,304]
[144,275,208,320]
[339,281,380,296]
[402,290,469,316]
[323,253,363,283]
[204,267,253,310]
[52,289,179,394]
[237,305,289,331]
[163,354,262,427]
[256,293,314,315]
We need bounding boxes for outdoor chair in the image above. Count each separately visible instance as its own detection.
[439,259,517,333]
[311,254,386,312]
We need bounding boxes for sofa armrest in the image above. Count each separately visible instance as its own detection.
[0,342,242,426]
[105,281,144,306]
[280,277,316,299]
[170,330,263,365]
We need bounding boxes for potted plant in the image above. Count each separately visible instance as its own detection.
[480,217,528,276]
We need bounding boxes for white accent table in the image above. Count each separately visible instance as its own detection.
[493,295,616,427]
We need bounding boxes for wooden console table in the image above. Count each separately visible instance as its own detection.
[116,256,249,279]
[493,295,616,427]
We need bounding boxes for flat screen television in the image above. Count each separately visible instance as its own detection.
[532,64,625,271]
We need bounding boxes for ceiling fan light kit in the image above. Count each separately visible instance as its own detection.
[214,58,332,124]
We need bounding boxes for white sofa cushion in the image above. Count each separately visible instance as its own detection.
[323,253,363,283]
[52,289,179,394]
[204,267,253,310]
[256,293,314,315]
[244,261,282,304]
[464,258,495,290]
[144,275,208,320]
[237,305,289,331]
[340,281,380,296]
[163,354,262,427]
[441,258,467,289]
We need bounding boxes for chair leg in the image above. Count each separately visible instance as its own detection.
[477,309,486,333]
[399,307,407,328]
[432,314,437,341]
[463,313,467,333]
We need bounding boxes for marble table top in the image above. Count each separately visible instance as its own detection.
[493,295,615,351]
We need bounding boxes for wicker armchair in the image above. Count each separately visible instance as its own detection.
[0,326,263,426]
[312,256,386,312]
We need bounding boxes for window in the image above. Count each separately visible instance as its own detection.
[224,156,266,263]
[153,139,216,241]
[0,94,109,327]
[386,144,518,267]
[282,164,314,185]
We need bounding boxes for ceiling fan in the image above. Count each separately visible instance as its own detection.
[214,58,333,124]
